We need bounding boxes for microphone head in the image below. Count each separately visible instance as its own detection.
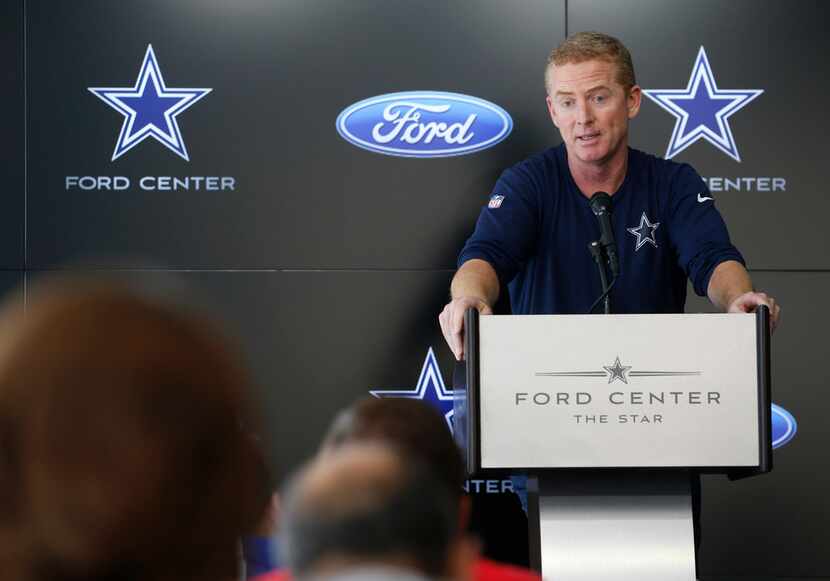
[589,191,612,215]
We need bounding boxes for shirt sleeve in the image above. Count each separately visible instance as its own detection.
[242,535,280,578]
[457,165,540,289]
[668,164,745,297]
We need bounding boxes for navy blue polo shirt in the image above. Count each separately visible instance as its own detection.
[458,144,744,315]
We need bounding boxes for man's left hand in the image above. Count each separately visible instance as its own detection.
[727,291,781,333]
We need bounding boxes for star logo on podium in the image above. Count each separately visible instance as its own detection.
[627,212,660,251]
[537,357,700,383]
[603,356,632,385]
[643,46,763,162]
[89,44,212,161]
[370,347,456,432]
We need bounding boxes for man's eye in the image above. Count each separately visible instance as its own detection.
[561,100,573,108]
[594,94,607,103]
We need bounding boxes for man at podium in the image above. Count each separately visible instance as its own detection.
[438,30,782,576]
[438,31,781,358]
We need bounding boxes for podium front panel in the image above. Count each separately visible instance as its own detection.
[478,313,760,469]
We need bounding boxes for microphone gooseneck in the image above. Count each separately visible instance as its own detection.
[589,192,619,277]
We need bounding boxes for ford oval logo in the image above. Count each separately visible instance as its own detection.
[771,403,797,449]
[336,91,513,158]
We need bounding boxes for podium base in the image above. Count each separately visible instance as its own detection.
[533,470,696,581]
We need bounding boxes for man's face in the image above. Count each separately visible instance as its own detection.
[545,59,641,166]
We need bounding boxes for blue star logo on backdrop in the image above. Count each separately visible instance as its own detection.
[643,46,763,162]
[370,347,456,432]
[89,45,211,161]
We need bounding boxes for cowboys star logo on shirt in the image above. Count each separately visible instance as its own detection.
[488,194,505,209]
[627,212,660,251]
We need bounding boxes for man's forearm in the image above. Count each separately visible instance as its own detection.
[450,259,500,307]
[707,260,753,311]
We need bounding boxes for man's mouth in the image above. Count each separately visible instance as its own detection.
[577,132,600,143]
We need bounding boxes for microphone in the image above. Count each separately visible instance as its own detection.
[589,192,619,277]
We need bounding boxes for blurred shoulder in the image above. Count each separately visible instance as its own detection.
[474,557,542,581]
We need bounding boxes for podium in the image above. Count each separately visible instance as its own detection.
[459,308,771,580]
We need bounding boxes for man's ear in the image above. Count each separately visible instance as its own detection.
[627,84,642,119]
[546,95,560,128]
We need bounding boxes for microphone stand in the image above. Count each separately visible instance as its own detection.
[588,240,614,314]
[587,192,618,315]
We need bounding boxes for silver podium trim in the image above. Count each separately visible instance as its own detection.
[535,470,697,581]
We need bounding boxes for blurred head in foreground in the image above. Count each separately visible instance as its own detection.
[0,277,266,581]
[322,397,465,500]
[324,399,537,573]
[322,398,472,530]
[281,441,470,581]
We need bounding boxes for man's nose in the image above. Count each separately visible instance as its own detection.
[576,101,594,125]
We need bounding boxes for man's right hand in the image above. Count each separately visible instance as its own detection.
[438,296,493,361]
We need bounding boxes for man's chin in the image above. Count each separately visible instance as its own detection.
[569,144,609,164]
[567,138,627,166]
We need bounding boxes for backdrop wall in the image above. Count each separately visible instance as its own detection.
[9,1,826,577]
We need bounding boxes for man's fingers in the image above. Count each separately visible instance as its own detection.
[451,300,494,356]
[450,303,465,334]
[771,304,782,333]
[438,302,464,360]
[438,305,448,338]
[451,331,464,361]
[730,292,766,312]
[450,305,466,360]
[438,305,461,360]
[748,292,769,308]
[728,291,782,333]
[751,293,776,319]
[439,297,494,361]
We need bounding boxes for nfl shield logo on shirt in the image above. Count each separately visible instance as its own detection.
[488,194,505,209]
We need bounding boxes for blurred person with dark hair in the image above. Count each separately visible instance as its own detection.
[253,398,539,581]
[280,442,474,581]
[321,397,465,495]
[0,278,268,581]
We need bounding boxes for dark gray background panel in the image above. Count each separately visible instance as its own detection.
[76,269,459,481]
[0,271,25,307]
[0,0,25,269]
[569,0,829,270]
[687,272,827,576]
[26,0,563,269]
